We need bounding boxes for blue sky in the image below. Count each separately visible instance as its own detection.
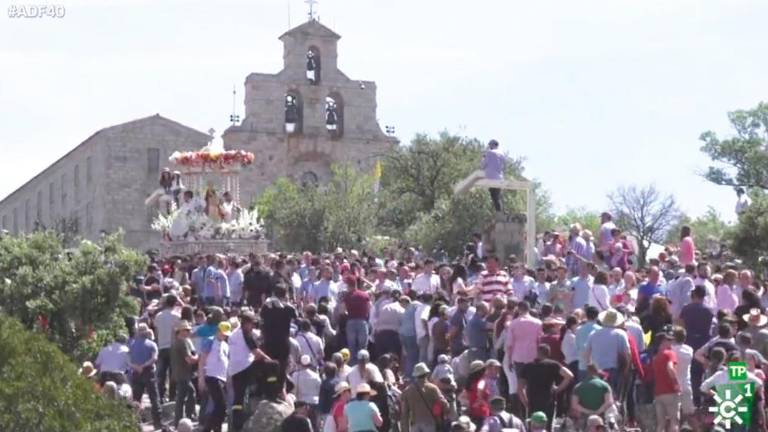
[1,0,766,222]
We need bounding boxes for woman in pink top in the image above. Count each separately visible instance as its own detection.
[717,270,739,312]
[678,225,696,266]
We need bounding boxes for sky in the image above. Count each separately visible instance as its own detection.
[1,0,766,222]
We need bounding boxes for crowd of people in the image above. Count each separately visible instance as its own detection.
[80,215,768,432]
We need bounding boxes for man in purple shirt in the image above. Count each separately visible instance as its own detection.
[481,139,507,212]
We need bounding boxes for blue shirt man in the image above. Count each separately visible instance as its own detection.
[190,261,207,295]
[310,279,338,305]
[571,274,593,311]
[481,144,507,180]
[203,263,229,304]
[129,330,158,370]
[575,316,601,372]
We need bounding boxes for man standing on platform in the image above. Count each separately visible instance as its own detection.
[481,139,507,212]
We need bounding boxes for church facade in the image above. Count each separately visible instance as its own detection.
[0,19,396,252]
[223,19,396,199]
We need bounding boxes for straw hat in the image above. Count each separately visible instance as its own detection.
[413,362,431,378]
[743,308,768,327]
[598,308,626,328]
[355,383,377,396]
[469,360,486,374]
[79,361,97,378]
[175,320,193,332]
[334,381,351,397]
[587,415,605,427]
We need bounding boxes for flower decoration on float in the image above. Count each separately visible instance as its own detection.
[168,149,255,169]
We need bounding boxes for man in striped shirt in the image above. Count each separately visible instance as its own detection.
[475,255,511,302]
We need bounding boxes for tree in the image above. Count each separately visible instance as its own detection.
[255,177,326,252]
[378,132,530,231]
[377,132,551,241]
[540,207,602,236]
[0,231,144,360]
[727,192,768,270]
[0,314,137,431]
[700,102,768,189]
[665,207,733,250]
[608,185,682,267]
[256,165,377,252]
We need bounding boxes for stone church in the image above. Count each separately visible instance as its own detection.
[0,19,396,252]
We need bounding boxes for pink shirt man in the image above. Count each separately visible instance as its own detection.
[716,285,738,312]
[679,236,695,266]
[506,312,542,364]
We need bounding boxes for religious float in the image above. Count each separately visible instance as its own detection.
[146,132,269,257]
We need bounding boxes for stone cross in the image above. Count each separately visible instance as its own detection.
[305,0,318,21]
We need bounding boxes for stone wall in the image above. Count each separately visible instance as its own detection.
[0,115,209,253]
[483,214,528,263]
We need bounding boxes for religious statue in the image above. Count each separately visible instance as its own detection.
[145,168,175,215]
[220,191,241,223]
[170,171,185,207]
[204,188,225,223]
[306,51,318,84]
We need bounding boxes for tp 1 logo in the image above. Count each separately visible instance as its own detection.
[708,362,754,429]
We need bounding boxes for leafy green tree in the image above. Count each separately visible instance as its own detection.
[0,231,143,360]
[256,165,377,252]
[608,184,682,267]
[700,102,768,189]
[727,192,768,270]
[665,206,733,247]
[0,314,138,431]
[378,132,527,231]
[255,178,326,252]
[321,165,378,250]
[541,207,602,236]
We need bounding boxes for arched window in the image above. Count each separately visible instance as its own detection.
[300,171,319,188]
[306,47,321,85]
[285,91,303,134]
[325,93,343,139]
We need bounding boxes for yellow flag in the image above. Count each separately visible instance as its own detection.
[374,160,382,179]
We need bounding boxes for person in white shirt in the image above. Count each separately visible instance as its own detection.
[96,334,130,385]
[203,322,232,432]
[510,265,535,301]
[415,293,434,363]
[411,259,441,295]
[694,263,717,312]
[292,355,322,407]
[607,267,625,299]
[227,258,245,307]
[229,311,271,430]
[347,349,383,396]
[153,294,180,402]
[671,326,695,422]
[587,271,611,311]
[533,267,550,305]
[333,351,352,381]
[374,267,398,294]
[373,292,406,358]
[296,319,325,369]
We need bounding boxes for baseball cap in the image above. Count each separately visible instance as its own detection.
[530,411,548,425]
[218,321,233,336]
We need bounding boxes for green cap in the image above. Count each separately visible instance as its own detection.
[530,411,548,424]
